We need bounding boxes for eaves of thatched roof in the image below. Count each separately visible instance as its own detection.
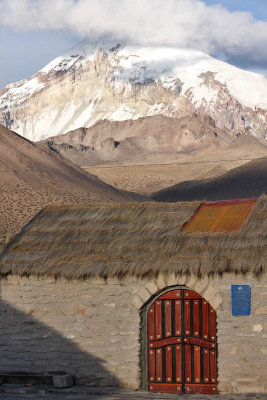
[0,196,266,279]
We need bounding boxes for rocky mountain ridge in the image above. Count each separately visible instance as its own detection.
[40,114,237,165]
[0,39,267,143]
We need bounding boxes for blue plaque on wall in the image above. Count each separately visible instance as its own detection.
[231,285,250,316]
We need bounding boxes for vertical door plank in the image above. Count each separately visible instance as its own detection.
[184,300,191,336]
[155,300,162,340]
[165,301,172,338]
[210,349,217,384]
[193,300,200,337]
[203,348,210,383]
[202,300,209,340]
[148,304,155,341]
[155,348,163,383]
[184,345,192,383]
[148,349,155,383]
[175,344,182,384]
[165,345,172,383]
[174,300,181,336]
[194,346,201,383]
[209,306,216,341]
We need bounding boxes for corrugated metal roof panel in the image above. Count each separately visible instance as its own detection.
[183,198,257,233]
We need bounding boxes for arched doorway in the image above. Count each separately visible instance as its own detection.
[143,287,217,394]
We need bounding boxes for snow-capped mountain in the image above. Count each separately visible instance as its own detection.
[1,38,267,143]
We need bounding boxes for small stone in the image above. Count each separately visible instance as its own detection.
[194,276,209,294]
[136,286,150,303]
[145,280,159,295]
[176,274,187,285]
[230,346,237,355]
[166,273,178,286]
[236,384,264,393]
[203,282,222,309]
[253,323,263,333]
[185,275,197,288]
[53,374,73,388]
[132,295,143,309]
[155,273,167,289]
[256,306,267,315]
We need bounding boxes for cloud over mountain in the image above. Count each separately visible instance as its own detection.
[1,0,267,70]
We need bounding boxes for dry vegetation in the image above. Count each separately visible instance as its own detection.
[0,185,106,248]
[0,125,132,251]
[85,162,233,194]
[1,196,266,279]
[84,139,267,195]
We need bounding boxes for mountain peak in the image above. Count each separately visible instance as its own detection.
[0,40,267,142]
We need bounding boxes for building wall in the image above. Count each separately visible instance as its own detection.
[0,273,266,392]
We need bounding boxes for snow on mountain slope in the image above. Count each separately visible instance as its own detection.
[0,38,267,142]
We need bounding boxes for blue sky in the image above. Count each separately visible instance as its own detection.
[203,0,267,21]
[0,29,77,89]
[0,0,267,89]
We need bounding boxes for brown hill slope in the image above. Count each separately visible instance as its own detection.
[84,134,267,195]
[153,157,267,202]
[39,114,236,165]
[0,125,134,247]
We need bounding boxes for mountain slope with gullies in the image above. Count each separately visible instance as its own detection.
[0,124,136,247]
[0,39,267,144]
[39,114,237,165]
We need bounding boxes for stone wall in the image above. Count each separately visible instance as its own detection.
[0,273,266,392]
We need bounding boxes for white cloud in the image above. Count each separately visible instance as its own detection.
[1,0,267,66]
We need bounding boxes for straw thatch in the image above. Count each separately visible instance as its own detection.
[0,196,266,279]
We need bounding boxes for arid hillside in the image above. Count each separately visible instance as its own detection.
[40,114,238,165]
[0,125,136,249]
[85,135,267,195]
[152,157,267,202]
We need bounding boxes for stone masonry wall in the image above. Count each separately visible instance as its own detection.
[0,273,266,393]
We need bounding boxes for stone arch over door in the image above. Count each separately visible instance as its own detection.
[140,286,217,395]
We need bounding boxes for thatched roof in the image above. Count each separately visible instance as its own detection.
[0,196,266,279]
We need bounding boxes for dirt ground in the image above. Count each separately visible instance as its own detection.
[84,157,259,196]
[84,136,267,195]
[0,385,265,400]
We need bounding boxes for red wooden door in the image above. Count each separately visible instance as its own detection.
[147,289,217,394]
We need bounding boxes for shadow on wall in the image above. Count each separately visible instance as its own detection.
[0,300,121,387]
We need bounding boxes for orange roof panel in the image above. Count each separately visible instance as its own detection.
[183,198,257,233]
